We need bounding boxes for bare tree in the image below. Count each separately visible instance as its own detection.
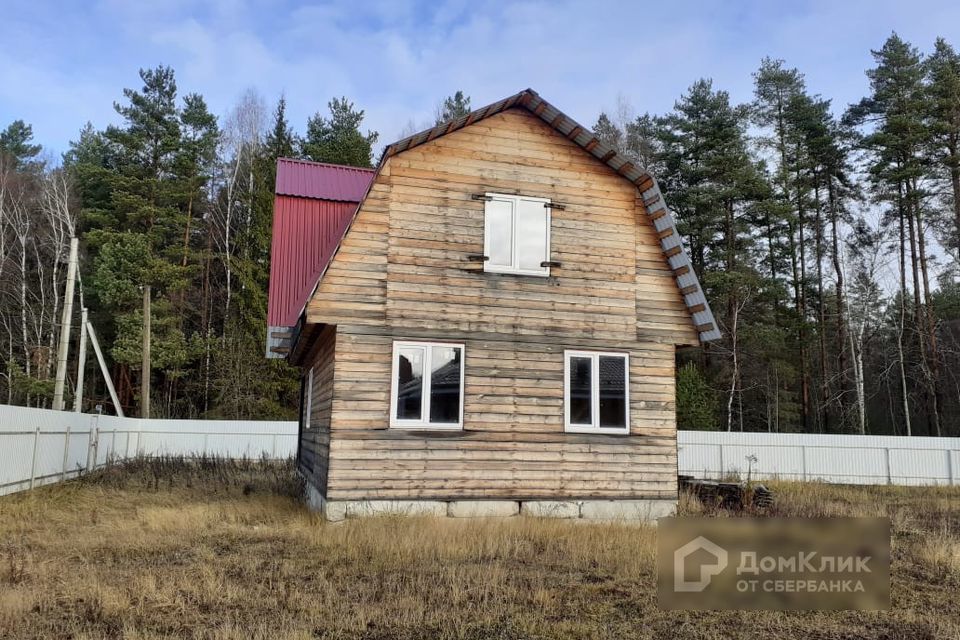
[38,168,77,382]
[212,89,266,333]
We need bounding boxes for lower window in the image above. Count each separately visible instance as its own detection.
[390,341,465,429]
[564,350,629,434]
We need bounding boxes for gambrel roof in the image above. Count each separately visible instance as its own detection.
[287,89,720,356]
[383,89,720,343]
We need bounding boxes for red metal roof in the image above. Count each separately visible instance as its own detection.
[275,158,374,202]
[267,159,374,333]
[268,197,359,328]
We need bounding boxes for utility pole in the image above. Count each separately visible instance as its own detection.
[73,307,89,412]
[52,237,79,411]
[141,285,151,419]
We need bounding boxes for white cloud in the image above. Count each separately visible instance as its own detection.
[3,0,960,157]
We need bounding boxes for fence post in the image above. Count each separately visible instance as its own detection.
[801,445,807,482]
[87,413,101,471]
[717,444,724,480]
[29,425,40,489]
[61,422,72,482]
[203,433,209,456]
[92,426,100,469]
[271,434,277,459]
[85,418,95,473]
[947,450,955,487]
[884,448,892,485]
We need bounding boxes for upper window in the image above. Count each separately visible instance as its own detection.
[564,351,629,434]
[390,341,465,429]
[483,193,552,276]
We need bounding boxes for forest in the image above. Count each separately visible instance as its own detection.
[1,34,959,436]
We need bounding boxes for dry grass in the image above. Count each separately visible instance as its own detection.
[1,459,959,639]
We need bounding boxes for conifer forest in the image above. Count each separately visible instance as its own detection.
[3,34,960,436]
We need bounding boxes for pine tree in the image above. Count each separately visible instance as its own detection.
[265,95,296,160]
[654,79,772,431]
[174,92,219,333]
[84,66,195,415]
[435,91,471,125]
[302,97,379,167]
[624,113,660,170]
[925,38,960,250]
[592,113,623,151]
[676,362,718,430]
[0,120,42,168]
[753,59,815,431]
[592,104,659,169]
[848,33,940,436]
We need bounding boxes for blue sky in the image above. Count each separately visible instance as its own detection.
[3,0,960,158]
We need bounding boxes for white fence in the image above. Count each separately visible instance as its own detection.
[0,405,297,496]
[679,430,960,486]
[3,404,960,496]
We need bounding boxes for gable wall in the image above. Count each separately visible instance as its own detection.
[307,109,697,344]
[303,108,697,501]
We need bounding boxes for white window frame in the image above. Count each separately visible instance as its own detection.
[483,192,552,277]
[390,341,465,430]
[303,366,314,430]
[563,350,630,435]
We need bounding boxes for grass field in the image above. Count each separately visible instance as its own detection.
[1,458,959,639]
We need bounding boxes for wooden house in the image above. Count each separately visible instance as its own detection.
[266,89,719,521]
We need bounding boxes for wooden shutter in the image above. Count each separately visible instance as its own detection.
[516,197,550,274]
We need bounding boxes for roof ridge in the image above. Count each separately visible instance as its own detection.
[277,157,376,172]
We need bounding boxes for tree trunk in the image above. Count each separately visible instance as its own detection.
[911,177,942,437]
[727,301,740,433]
[795,164,811,432]
[896,181,912,437]
[904,177,940,437]
[814,182,829,432]
[828,178,850,431]
[949,140,960,246]
[177,192,194,324]
[850,320,865,435]
[904,178,933,435]
[19,234,31,404]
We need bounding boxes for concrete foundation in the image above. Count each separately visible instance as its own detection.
[448,500,520,518]
[519,500,581,518]
[347,500,448,518]
[579,499,676,521]
[306,491,675,523]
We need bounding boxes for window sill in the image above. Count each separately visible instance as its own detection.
[483,267,551,278]
[564,426,630,436]
[389,423,464,431]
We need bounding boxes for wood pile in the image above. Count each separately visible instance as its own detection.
[679,475,774,511]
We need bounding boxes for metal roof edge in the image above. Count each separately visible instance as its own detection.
[637,179,721,344]
[274,157,375,201]
[276,157,376,172]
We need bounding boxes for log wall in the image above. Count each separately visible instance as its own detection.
[301,108,698,500]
